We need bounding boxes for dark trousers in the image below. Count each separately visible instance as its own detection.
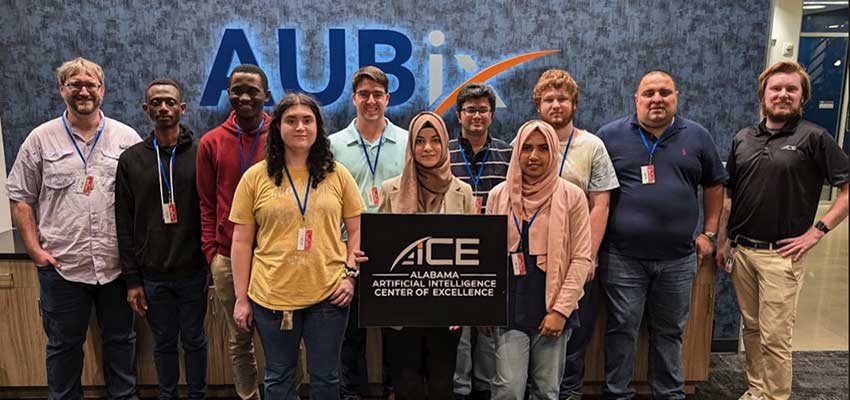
[559,276,601,398]
[384,327,462,400]
[143,269,209,399]
[252,298,349,400]
[37,267,138,400]
[341,290,393,397]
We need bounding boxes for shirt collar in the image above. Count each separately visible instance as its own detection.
[344,118,399,146]
[458,134,492,156]
[629,113,682,140]
[757,114,801,137]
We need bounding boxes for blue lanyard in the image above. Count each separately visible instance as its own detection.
[358,133,384,179]
[557,127,576,177]
[638,127,660,164]
[283,164,311,222]
[511,208,542,243]
[459,144,490,190]
[153,137,176,196]
[236,119,264,175]
[61,113,105,168]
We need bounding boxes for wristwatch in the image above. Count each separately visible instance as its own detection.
[344,265,360,279]
[815,220,830,234]
[701,231,717,241]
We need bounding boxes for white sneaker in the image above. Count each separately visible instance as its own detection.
[738,391,764,400]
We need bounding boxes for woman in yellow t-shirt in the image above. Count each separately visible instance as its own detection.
[378,111,476,398]
[229,93,366,400]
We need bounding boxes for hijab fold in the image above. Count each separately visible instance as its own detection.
[492,120,570,272]
[396,112,453,213]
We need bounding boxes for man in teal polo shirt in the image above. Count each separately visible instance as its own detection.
[330,65,408,400]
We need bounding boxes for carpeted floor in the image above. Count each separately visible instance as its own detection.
[691,351,848,399]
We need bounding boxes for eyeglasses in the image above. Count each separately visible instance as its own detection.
[461,107,491,116]
[356,90,386,100]
[64,82,101,92]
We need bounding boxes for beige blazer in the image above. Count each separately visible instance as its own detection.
[378,176,476,214]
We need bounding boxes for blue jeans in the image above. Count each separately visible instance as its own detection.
[142,269,208,399]
[559,276,601,398]
[598,251,697,400]
[492,328,571,400]
[454,326,496,395]
[251,297,349,400]
[37,266,138,400]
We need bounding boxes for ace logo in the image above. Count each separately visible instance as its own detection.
[389,236,480,271]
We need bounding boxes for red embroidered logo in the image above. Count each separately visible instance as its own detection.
[681,148,687,156]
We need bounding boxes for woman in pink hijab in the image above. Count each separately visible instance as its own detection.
[486,120,592,400]
[378,111,476,399]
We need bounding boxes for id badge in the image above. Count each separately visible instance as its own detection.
[280,311,293,331]
[78,175,94,194]
[474,196,484,214]
[162,203,178,224]
[640,165,656,185]
[511,252,527,276]
[368,186,380,207]
[297,228,313,251]
[724,248,736,273]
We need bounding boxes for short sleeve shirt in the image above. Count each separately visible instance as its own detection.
[557,129,619,194]
[329,118,408,213]
[6,112,141,284]
[229,161,365,311]
[726,116,849,242]
[597,115,727,260]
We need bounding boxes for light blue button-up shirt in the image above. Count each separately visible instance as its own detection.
[330,118,408,213]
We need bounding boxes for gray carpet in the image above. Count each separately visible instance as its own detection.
[692,351,848,399]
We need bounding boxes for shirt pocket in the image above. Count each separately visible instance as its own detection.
[97,148,122,193]
[42,173,77,197]
[42,149,77,179]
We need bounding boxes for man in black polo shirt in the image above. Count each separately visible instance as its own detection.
[448,83,511,400]
[716,61,848,400]
[596,70,727,400]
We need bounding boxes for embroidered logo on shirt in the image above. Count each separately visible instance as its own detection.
[780,145,797,151]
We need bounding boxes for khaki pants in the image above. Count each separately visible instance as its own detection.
[731,246,805,400]
[211,254,260,400]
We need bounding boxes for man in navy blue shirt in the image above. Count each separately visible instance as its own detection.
[595,70,726,400]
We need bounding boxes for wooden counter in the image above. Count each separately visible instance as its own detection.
[0,257,715,397]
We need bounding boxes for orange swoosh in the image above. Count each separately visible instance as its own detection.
[432,49,560,115]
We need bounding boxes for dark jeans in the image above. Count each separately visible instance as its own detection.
[341,290,393,398]
[37,266,138,400]
[559,276,601,398]
[143,269,209,399]
[251,297,349,400]
[598,251,697,400]
[384,327,462,400]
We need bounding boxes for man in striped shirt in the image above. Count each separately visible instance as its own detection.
[449,83,511,400]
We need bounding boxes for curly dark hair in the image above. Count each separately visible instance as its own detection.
[265,92,335,188]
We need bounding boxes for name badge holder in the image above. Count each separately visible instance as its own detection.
[62,113,105,195]
[459,145,491,214]
[285,164,313,252]
[359,131,385,207]
[638,128,660,185]
[154,137,178,224]
[510,208,541,276]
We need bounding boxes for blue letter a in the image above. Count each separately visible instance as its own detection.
[279,29,346,105]
[201,29,274,107]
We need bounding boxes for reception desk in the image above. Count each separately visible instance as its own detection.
[0,228,715,398]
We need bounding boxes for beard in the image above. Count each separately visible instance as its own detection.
[64,94,101,115]
[763,100,801,123]
[542,109,574,130]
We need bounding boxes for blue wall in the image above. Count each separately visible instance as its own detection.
[0,0,767,344]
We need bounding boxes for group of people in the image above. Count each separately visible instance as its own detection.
[6,56,847,400]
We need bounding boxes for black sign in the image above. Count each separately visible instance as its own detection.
[359,213,508,327]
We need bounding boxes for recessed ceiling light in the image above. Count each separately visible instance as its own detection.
[835,59,842,67]
[803,4,827,9]
[829,24,840,28]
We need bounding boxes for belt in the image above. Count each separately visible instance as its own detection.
[733,235,779,250]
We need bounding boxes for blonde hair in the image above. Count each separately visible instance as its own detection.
[56,57,104,85]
